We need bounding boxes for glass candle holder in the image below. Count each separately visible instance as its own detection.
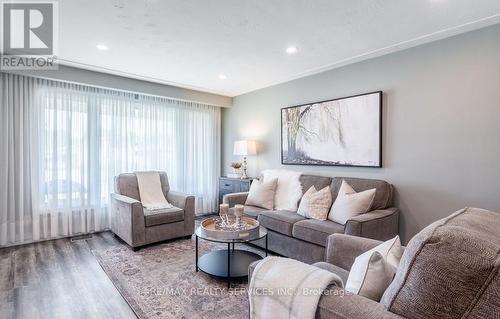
[219,203,229,225]
[234,204,244,224]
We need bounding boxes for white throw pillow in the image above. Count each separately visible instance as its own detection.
[297,186,314,217]
[297,186,332,221]
[328,180,376,225]
[345,236,404,301]
[245,178,278,210]
[262,169,302,211]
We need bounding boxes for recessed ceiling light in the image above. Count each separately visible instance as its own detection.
[96,44,109,51]
[219,74,227,80]
[286,46,297,54]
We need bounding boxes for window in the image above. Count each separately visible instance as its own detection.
[35,81,220,228]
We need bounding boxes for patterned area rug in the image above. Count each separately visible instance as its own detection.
[93,236,265,319]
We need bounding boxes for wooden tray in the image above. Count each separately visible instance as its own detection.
[199,216,260,240]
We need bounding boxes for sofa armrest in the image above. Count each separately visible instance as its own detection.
[167,191,196,235]
[167,191,194,209]
[326,234,382,270]
[345,208,399,241]
[223,192,248,207]
[112,193,140,205]
[317,287,405,319]
[110,193,145,247]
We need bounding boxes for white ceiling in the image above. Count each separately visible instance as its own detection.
[59,0,500,97]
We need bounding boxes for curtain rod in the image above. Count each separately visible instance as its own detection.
[1,70,226,108]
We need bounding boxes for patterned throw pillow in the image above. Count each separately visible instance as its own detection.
[297,186,332,221]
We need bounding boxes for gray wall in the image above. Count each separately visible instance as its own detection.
[10,65,232,107]
[222,23,500,243]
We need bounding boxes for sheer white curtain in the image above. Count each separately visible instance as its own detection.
[100,94,220,214]
[0,73,220,246]
[133,96,220,213]
[0,73,36,245]
[31,81,136,240]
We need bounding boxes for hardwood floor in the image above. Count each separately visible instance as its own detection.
[0,232,137,319]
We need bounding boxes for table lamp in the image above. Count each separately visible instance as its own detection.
[233,140,256,179]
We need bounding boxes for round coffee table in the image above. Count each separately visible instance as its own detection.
[195,221,268,287]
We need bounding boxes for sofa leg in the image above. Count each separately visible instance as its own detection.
[184,235,192,239]
[132,246,140,252]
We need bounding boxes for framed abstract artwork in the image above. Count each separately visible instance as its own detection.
[281,91,382,167]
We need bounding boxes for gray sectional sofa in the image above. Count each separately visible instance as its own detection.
[224,175,399,263]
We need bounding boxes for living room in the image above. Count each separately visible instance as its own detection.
[1,1,499,318]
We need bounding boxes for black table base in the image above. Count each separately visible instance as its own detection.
[195,235,268,287]
[198,249,261,278]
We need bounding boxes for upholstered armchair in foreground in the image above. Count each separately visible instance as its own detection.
[111,171,195,250]
[249,207,500,319]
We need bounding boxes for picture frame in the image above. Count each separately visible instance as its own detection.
[281,91,382,167]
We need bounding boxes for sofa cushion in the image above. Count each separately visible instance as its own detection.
[258,211,306,236]
[299,174,333,195]
[381,207,500,319]
[330,177,392,210]
[244,205,268,219]
[144,206,184,227]
[292,219,344,247]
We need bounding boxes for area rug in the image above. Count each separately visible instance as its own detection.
[93,237,266,319]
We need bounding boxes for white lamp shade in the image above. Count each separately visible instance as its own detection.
[233,140,257,156]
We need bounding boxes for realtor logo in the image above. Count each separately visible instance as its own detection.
[1,1,58,70]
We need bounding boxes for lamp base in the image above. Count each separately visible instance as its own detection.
[241,156,248,179]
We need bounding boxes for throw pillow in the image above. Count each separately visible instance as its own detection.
[262,169,302,211]
[328,180,376,225]
[297,186,314,217]
[297,186,332,221]
[245,178,278,210]
[345,236,404,301]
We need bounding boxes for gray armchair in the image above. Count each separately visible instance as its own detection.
[249,207,500,319]
[111,171,195,250]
